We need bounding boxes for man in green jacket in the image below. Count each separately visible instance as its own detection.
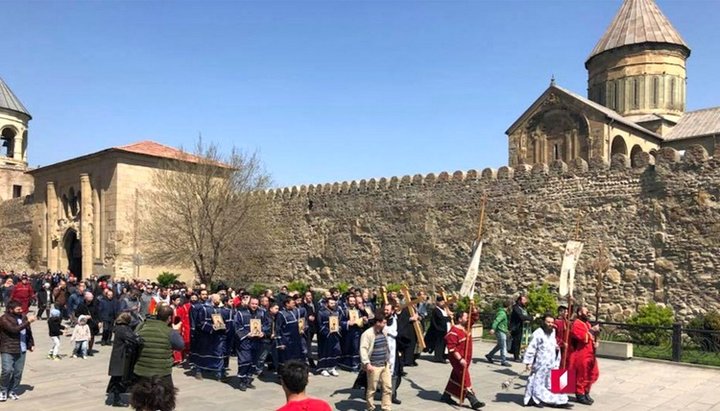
[485,299,512,366]
[134,304,184,388]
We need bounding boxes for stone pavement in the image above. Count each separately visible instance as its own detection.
[3,320,720,410]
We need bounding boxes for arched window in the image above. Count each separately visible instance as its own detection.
[611,136,628,157]
[1,128,16,158]
[670,78,676,107]
[633,78,640,109]
[614,80,621,110]
[630,145,643,167]
[608,82,616,109]
[652,77,659,108]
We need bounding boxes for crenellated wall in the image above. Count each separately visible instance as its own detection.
[261,145,720,322]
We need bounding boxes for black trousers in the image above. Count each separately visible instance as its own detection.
[510,331,522,360]
[102,321,114,343]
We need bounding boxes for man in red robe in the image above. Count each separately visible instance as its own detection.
[554,305,568,353]
[568,306,600,405]
[173,295,194,364]
[440,310,484,409]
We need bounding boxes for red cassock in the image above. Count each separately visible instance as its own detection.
[173,302,192,363]
[443,325,473,399]
[555,317,567,353]
[567,319,600,395]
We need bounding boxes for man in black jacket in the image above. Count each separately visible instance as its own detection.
[509,295,532,362]
[300,290,318,368]
[424,296,451,363]
[75,292,101,354]
[0,300,36,401]
[98,289,120,346]
[37,282,53,320]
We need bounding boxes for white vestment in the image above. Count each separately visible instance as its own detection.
[522,328,569,406]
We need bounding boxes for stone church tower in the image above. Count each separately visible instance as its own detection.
[0,77,33,201]
[586,0,690,135]
[507,0,719,168]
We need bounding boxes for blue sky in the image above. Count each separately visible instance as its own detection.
[3,0,719,187]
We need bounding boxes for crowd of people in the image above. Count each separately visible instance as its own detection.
[0,269,600,410]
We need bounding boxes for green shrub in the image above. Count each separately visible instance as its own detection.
[385,283,403,293]
[527,284,558,321]
[455,295,481,315]
[336,281,350,294]
[157,272,180,288]
[687,311,720,352]
[288,280,310,294]
[249,283,271,297]
[627,302,674,346]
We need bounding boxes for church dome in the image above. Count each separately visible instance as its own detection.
[586,0,690,66]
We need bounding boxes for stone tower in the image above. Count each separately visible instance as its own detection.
[0,77,33,200]
[586,0,690,128]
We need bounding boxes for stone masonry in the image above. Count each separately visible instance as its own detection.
[262,146,720,322]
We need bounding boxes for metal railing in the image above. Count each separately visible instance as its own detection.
[479,311,720,367]
[597,321,720,366]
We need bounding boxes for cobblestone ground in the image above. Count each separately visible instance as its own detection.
[4,320,720,410]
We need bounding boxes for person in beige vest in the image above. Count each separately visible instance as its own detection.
[359,310,391,411]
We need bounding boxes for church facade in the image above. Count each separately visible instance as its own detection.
[507,0,720,168]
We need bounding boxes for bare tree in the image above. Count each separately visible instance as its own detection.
[141,139,274,285]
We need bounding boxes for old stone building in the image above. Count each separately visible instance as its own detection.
[28,141,200,280]
[0,78,34,201]
[507,0,720,168]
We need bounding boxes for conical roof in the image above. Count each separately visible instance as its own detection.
[587,0,689,64]
[0,77,31,118]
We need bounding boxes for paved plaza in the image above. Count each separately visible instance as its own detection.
[3,320,719,410]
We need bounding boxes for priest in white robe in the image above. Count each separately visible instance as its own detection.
[523,313,571,408]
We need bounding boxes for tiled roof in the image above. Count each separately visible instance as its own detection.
[116,141,203,163]
[665,107,720,141]
[0,77,31,118]
[588,0,689,63]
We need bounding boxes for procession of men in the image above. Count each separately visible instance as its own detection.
[0,268,603,410]
[173,282,599,410]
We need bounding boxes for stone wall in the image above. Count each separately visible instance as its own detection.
[0,195,40,271]
[263,145,720,322]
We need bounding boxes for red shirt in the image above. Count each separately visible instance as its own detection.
[276,398,332,411]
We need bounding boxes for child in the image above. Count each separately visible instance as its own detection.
[47,308,65,360]
[71,314,91,359]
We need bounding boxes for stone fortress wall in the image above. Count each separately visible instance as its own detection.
[0,195,41,271]
[263,145,720,322]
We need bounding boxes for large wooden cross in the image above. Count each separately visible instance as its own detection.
[401,285,427,351]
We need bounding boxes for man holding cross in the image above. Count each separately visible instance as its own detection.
[440,310,484,409]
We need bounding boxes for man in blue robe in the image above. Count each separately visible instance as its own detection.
[189,293,231,379]
[233,296,264,391]
[317,296,343,377]
[339,295,368,371]
[276,296,305,368]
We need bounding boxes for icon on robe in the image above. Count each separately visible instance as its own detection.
[298,317,305,334]
[211,313,226,331]
[329,316,339,333]
[250,318,262,336]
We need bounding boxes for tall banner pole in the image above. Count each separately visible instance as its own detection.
[459,192,487,405]
[560,211,583,370]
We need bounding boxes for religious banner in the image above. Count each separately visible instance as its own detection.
[250,318,262,336]
[329,316,339,333]
[298,317,305,334]
[211,313,226,331]
[460,242,483,298]
[559,241,584,297]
